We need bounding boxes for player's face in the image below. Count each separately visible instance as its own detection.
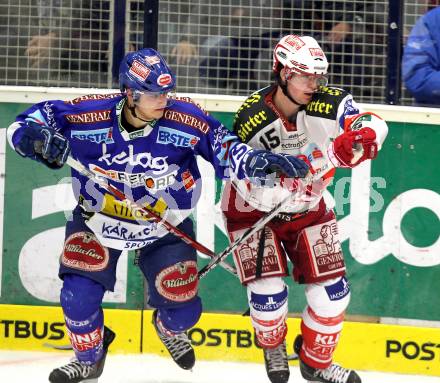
[135,92,170,120]
[286,72,328,104]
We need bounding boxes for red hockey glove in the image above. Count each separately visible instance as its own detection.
[332,127,377,167]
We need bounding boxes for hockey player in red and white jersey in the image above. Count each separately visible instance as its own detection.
[222,35,388,383]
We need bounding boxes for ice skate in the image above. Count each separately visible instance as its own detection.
[152,309,195,370]
[49,326,116,383]
[294,335,361,383]
[263,341,290,383]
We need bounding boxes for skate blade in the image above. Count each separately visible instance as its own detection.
[287,353,299,361]
[83,379,98,383]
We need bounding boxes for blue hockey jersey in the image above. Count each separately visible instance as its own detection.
[8,94,252,250]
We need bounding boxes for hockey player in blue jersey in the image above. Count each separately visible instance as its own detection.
[7,48,309,383]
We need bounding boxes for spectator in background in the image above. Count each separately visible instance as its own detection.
[402,5,440,106]
[126,0,195,91]
[283,1,387,99]
[322,1,387,98]
[25,0,110,85]
[171,0,283,93]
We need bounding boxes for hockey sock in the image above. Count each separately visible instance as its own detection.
[61,274,106,364]
[300,306,345,369]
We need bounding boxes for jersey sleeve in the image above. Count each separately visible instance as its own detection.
[194,112,253,180]
[335,93,362,135]
[7,99,70,151]
[335,93,388,147]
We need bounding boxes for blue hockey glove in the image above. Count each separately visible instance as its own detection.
[15,121,70,169]
[244,149,309,186]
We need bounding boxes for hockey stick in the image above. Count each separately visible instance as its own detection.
[197,192,294,279]
[197,172,324,278]
[65,156,237,276]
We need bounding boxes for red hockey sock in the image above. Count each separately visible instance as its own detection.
[299,306,345,369]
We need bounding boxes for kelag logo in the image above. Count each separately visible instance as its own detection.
[188,327,261,348]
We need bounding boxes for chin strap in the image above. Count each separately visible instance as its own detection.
[127,102,151,124]
[278,77,304,106]
[124,90,153,124]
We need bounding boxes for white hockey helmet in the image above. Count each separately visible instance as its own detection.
[273,35,328,76]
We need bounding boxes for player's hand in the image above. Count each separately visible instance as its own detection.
[332,128,377,167]
[171,40,197,65]
[25,32,57,68]
[15,121,70,169]
[244,149,309,186]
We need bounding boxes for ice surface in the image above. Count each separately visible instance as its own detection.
[0,351,438,383]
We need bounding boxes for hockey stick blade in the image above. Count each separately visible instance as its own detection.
[287,352,299,361]
[65,156,237,276]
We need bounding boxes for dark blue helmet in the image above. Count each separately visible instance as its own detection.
[119,48,176,93]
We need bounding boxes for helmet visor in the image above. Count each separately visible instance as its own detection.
[133,89,176,106]
[287,73,329,89]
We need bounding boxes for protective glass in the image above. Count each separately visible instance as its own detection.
[288,73,328,88]
[133,89,176,106]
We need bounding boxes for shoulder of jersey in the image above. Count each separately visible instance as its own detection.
[58,93,124,125]
[170,97,208,116]
[305,86,351,120]
[160,97,211,135]
[63,93,124,110]
[234,86,278,142]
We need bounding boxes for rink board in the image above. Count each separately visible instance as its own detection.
[0,304,439,376]
[0,93,440,321]
[0,304,142,354]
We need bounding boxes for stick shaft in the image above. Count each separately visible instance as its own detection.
[198,193,292,278]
